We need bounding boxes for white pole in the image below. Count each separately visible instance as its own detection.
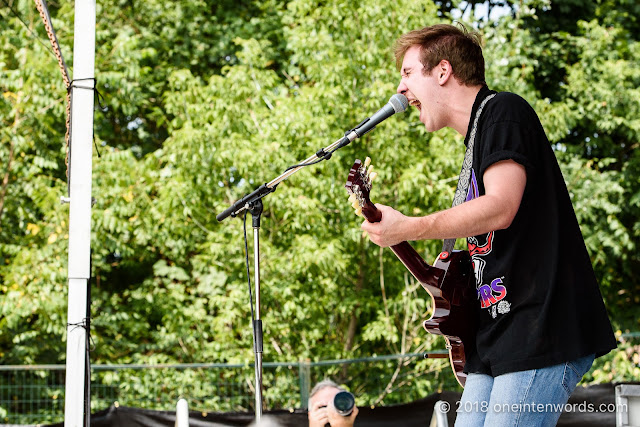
[175,399,189,427]
[64,1,96,426]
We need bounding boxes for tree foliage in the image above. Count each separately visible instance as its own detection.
[1,0,638,412]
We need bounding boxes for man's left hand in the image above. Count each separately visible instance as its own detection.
[327,405,359,427]
[360,204,411,247]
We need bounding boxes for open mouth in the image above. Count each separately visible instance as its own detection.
[409,99,422,111]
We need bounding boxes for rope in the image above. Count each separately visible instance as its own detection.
[33,0,72,183]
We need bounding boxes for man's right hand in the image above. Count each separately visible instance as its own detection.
[308,400,330,427]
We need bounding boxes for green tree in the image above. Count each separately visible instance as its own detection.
[1,0,638,417]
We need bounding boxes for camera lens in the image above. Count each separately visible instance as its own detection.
[333,391,355,416]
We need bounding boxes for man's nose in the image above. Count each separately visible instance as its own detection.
[397,80,407,94]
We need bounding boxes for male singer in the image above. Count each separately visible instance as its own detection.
[361,23,616,426]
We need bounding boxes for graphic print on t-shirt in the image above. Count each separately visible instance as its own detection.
[466,170,511,319]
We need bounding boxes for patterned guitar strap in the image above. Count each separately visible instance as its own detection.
[442,93,496,255]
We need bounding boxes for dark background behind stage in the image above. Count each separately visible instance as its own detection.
[36,383,620,427]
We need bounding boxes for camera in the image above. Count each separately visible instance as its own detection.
[333,391,355,416]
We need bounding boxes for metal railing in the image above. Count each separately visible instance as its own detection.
[0,351,452,424]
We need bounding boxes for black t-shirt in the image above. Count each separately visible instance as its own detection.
[462,86,617,376]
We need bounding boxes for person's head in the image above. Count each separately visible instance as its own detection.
[308,379,345,409]
[394,24,485,133]
[393,23,485,87]
[308,379,359,427]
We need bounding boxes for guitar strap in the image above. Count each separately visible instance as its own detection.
[442,93,496,254]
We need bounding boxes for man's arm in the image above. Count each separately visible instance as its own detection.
[361,160,526,247]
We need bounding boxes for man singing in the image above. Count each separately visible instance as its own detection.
[361,23,617,426]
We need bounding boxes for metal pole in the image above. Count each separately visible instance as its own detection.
[64,1,96,426]
[299,360,311,409]
[253,226,263,421]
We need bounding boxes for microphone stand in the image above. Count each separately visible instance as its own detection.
[247,199,264,421]
[217,130,360,423]
[217,93,408,421]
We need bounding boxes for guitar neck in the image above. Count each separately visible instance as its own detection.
[364,207,444,288]
[389,242,444,288]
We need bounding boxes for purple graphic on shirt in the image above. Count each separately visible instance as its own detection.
[466,170,494,285]
[465,169,509,316]
[466,170,480,202]
[477,278,507,309]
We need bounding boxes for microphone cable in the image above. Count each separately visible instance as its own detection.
[242,210,258,353]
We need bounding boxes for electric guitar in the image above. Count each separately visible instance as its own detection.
[345,157,477,387]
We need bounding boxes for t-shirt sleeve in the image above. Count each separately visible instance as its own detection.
[476,113,539,180]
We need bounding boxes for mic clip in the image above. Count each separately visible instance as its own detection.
[315,148,332,160]
[341,117,370,144]
[353,117,373,137]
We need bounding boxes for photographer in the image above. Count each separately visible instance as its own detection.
[308,379,359,427]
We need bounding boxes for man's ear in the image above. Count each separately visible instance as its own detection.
[437,59,453,85]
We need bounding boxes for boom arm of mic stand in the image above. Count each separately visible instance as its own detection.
[216,132,357,222]
[216,184,275,222]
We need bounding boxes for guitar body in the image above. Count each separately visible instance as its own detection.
[346,159,477,387]
[422,249,476,388]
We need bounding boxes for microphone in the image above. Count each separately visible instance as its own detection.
[347,94,409,139]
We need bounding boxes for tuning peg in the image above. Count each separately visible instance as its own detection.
[348,193,356,203]
[368,171,378,182]
[367,164,374,176]
[355,206,363,216]
[351,199,360,209]
[364,157,371,168]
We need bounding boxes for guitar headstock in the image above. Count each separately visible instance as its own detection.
[345,157,381,223]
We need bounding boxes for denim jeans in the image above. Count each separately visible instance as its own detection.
[454,354,595,427]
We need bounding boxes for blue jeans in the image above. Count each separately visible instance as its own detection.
[454,354,595,426]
